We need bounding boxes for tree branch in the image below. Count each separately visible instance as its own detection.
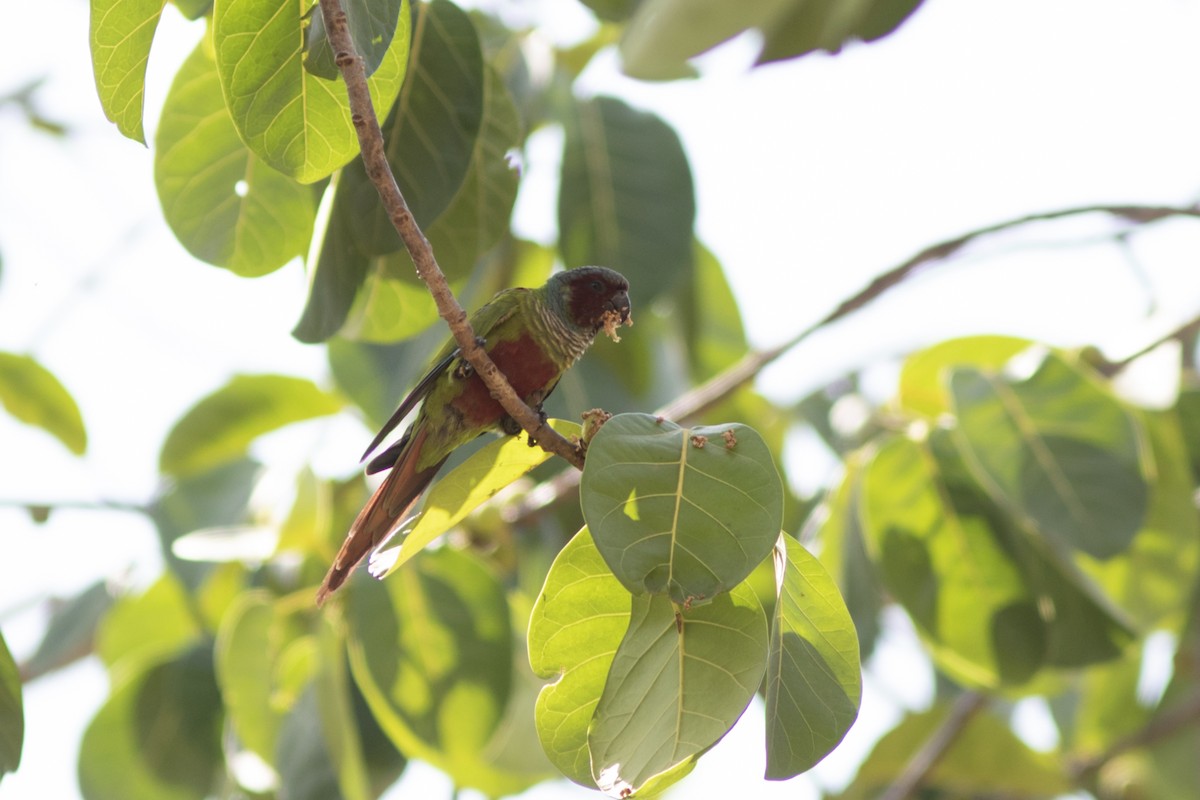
[878,692,988,800]
[1070,694,1200,780]
[316,0,585,470]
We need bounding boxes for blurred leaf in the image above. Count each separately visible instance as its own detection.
[348,548,535,795]
[580,413,783,604]
[0,351,86,455]
[341,266,443,342]
[680,241,747,381]
[22,581,114,680]
[1176,385,1200,479]
[764,534,860,779]
[1069,647,1148,757]
[160,375,343,477]
[96,575,202,681]
[588,583,768,796]
[757,0,927,65]
[304,0,403,80]
[559,96,695,301]
[327,335,440,427]
[0,632,21,776]
[277,468,334,553]
[839,704,1070,800]
[897,335,1031,418]
[346,0,484,253]
[811,457,883,660]
[150,458,263,588]
[88,0,165,142]
[859,432,1042,687]
[385,64,522,284]
[578,0,641,22]
[528,528,630,787]
[155,41,315,276]
[172,0,211,21]
[950,350,1150,560]
[1078,410,1200,628]
[212,0,409,182]
[79,644,223,800]
[371,420,581,579]
[276,684,343,800]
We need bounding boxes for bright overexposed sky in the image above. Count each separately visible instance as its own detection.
[3,0,1200,797]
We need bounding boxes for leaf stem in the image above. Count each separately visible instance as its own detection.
[315,0,585,470]
[878,691,988,800]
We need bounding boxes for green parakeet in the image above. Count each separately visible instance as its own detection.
[317,266,631,604]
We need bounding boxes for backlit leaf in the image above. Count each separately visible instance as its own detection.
[89,0,165,142]
[580,413,782,605]
[0,352,86,455]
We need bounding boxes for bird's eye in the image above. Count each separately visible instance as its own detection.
[590,280,604,292]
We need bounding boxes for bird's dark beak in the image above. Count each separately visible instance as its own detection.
[608,291,632,325]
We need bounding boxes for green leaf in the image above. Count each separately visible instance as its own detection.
[840,704,1070,800]
[559,96,695,300]
[528,528,631,787]
[588,582,768,795]
[578,0,640,22]
[155,40,316,276]
[304,0,403,80]
[96,574,202,681]
[341,266,442,342]
[372,420,582,579]
[680,241,747,381]
[344,0,484,253]
[212,0,410,183]
[580,413,783,604]
[293,180,373,343]
[172,0,211,20]
[950,350,1150,560]
[22,581,115,680]
[159,374,343,477]
[0,632,22,776]
[89,0,166,142]
[348,547,528,795]
[0,352,86,454]
[79,644,223,800]
[757,0,927,65]
[859,432,1042,687]
[276,684,343,800]
[897,335,1031,418]
[764,535,861,779]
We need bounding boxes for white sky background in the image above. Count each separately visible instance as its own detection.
[3,0,1200,798]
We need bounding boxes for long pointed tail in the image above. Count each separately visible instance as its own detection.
[316,430,446,606]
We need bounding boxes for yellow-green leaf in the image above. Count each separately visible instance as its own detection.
[0,352,86,455]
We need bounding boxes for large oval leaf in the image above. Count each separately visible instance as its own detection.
[528,528,630,788]
[950,350,1150,559]
[212,0,410,183]
[155,40,316,276]
[764,534,861,779]
[89,0,165,142]
[347,547,529,795]
[0,351,86,455]
[0,632,21,776]
[159,375,343,477]
[370,420,581,580]
[580,413,782,605]
[588,582,768,796]
[559,96,695,300]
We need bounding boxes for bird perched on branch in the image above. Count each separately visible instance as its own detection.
[316,266,632,605]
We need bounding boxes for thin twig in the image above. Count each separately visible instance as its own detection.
[316,0,585,470]
[878,692,988,800]
[1070,694,1200,780]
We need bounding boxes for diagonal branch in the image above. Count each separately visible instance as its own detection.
[878,692,989,800]
[315,0,584,470]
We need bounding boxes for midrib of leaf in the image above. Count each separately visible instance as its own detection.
[579,99,620,259]
[669,431,689,593]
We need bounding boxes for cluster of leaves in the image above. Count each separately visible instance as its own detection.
[810,335,1200,798]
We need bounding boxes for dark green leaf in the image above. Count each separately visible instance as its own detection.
[22,581,114,680]
[293,191,372,343]
[304,0,403,80]
[89,0,165,142]
[79,644,223,800]
[580,413,783,604]
[0,351,86,455]
[155,41,316,276]
[276,684,342,800]
[559,96,695,300]
[764,535,860,779]
[213,0,410,182]
[172,0,211,21]
[346,0,485,253]
[578,0,642,22]
[159,375,343,477]
[0,632,22,776]
[757,0,927,65]
[588,583,768,795]
[950,351,1149,560]
[528,528,630,787]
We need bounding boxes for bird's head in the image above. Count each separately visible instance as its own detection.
[554,266,632,333]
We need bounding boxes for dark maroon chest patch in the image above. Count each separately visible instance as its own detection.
[451,332,560,425]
